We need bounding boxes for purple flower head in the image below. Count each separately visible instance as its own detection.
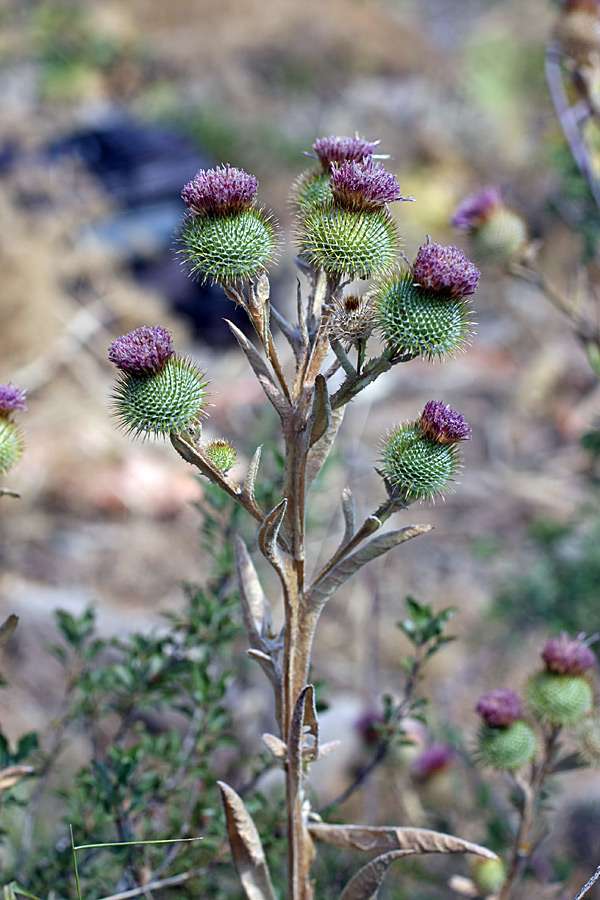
[419,400,471,445]
[451,187,502,231]
[108,326,174,376]
[541,633,596,675]
[355,709,386,745]
[412,743,454,779]
[412,238,480,300]
[330,157,409,212]
[181,165,258,217]
[476,689,523,728]
[308,135,381,169]
[0,382,27,416]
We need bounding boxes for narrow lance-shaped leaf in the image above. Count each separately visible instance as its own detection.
[0,615,18,650]
[258,499,289,584]
[218,781,278,900]
[235,536,274,643]
[308,823,499,859]
[309,524,433,612]
[340,488,356,546]
[339,849,415,900]
[288,685,319,800]
[0,766,34,793]
[309,375,332,447]
[226,319,289,418]
[241,445,263,508]
[306,406,345,487]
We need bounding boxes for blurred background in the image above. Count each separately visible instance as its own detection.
[2,0,600,891]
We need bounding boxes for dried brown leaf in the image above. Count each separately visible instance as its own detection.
[241,446,263,507]
[309,524,433,611]
[225,320,288,417]
[217,781,277,900]
[306,406,345,487]
[288,685,319,799]
[339,849,415,900]
[0,615,18,650]
[309,822,498,859]
[309,375,332,447]
[0,765,34,793]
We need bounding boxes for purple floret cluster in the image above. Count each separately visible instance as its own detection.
[109,326,174,376]
[541,633,596,675]
[182,165,258,217]
[419,400,471,445]
[310,135,380,167]
[330,158,407,211]
[451,187,502,231]
[412,744,454,779]
[0,382,27,416]
[412,239,480,300]
[476,689,523,728]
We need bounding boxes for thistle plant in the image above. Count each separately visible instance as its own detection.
[0,382,27,499]
[108,135,493,900]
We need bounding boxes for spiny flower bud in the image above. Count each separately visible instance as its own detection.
[0,382,27,475]
[203,438,237,473]
[0,420,24,475]
[180,165,279,286]
[109,330,209,440]
[476,690,523,728]
[0,382,27,417]
[108,326,173,376]
[470,857,507,896]
[375,272,473,361]
[329,158,407,213]
[309,135,381,170]
[477,719,537,771]
[451,188,527,265]
[412,238,480,300]
[378,402,469,502]
[541,633,596,675]
[525,671,593,726]
[329,293,375,348]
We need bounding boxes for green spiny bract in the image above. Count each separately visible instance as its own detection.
[375,273,473,360]
[204,438,237,473]
[290,170,333,213]
[525,671,594,726]
[297,205,399,280]
[0,420,24,474]
[112,356,208,440]
[180,208,279,286]
[379,425,462,502]
[477,720,537,771]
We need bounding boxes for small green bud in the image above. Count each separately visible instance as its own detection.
[375,272,473,360]
[297,205,399,280]
[525,671,593,726]
[111,355,209,440]
[0,420,24,474]
[477,720,537,771]
[470,857,507,896]
[204,438,237,473]
[451,188,527,265]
